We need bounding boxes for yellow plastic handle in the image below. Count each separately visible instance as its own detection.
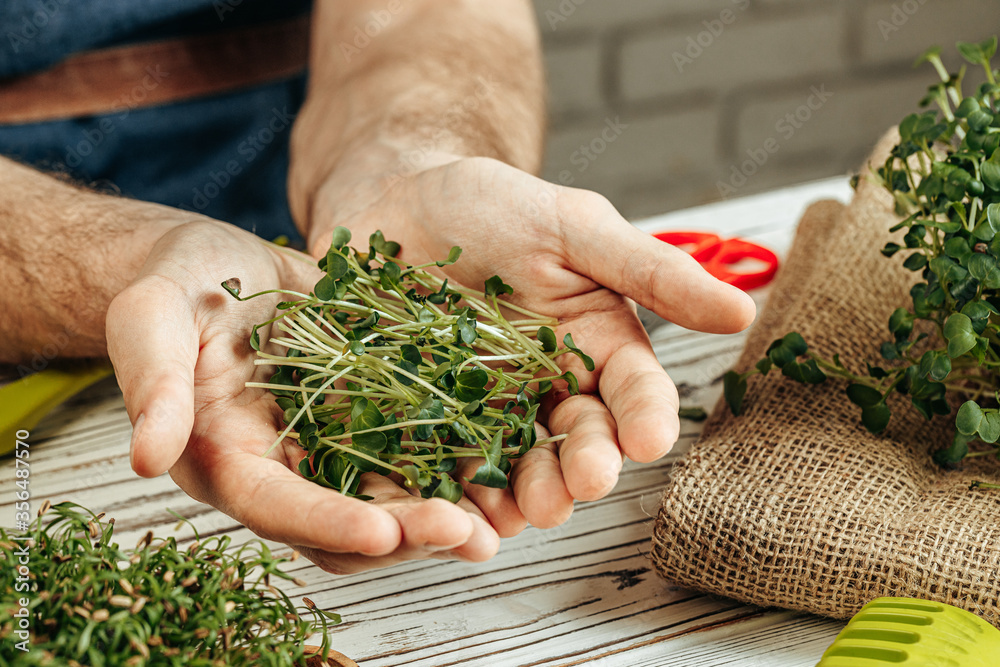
[1,363,114,457]
[818,597,1000,666]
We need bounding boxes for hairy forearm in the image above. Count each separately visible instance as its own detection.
[0,158,193,363]
[288,0,545,242]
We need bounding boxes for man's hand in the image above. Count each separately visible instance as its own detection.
[107,221,503,573]
[305,156,757,530]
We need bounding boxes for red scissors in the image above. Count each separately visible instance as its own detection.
[652,231,779,291]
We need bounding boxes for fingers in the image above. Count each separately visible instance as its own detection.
[276,473,501,575]
[185,441,500,573]
[106,276,199,478]
[595,338,680,464]
[510,441,574,529]
[547,394,623,502]
[187,447,405,557]
[561,192,756,334]
[453,458,528,537]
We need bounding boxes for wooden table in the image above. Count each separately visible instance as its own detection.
[2,177,857,666]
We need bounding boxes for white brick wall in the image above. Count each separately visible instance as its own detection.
[536,0,1000,220]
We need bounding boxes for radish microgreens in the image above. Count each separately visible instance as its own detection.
[224,228,593,502]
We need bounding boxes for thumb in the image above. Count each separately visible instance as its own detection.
[564,193,757,334]
[106,276,198,478]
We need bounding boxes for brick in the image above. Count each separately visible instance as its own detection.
[619,10,846,103]
[543,40,604,118]
[542,108,719,195]
[859,0,999,66]
[534,0,736,35]
[732,72,935,172]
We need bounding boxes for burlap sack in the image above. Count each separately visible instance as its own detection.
[651,129,1000,625]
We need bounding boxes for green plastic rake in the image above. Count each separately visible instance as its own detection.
[817,597,1000,666]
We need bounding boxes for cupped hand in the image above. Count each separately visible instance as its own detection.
[107,220,502,574]
[307,156,757,529]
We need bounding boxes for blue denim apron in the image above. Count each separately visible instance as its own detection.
[0,0,311,242]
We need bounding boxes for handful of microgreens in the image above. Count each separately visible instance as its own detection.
[724,37,1000,477]
[224,227,592,502]
[0,502,338,666]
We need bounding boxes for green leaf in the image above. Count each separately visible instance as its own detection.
[331,226,352,250]
[982,151,1000,191]
[467,461,508,489]
[398,344,422,367]
[562,371,580,395]
[755,358,773,375]
[766,332,808,368]
[461,400,484,417]
[455,369,489,402]
[369,230,401,258]
[943,313,978,358]
[888,307,914,341]
[486,429,503,467]
[562,333,596,371]
[969,253,1000,284]
[436,246,462,267]
[846,384,883,407]
[432,475,464,502]
[393,360,419,386]
[484,275,513,297]
[934,431,972,466]
[928,352,952,382]
[315,274,338,301]
[414,400,444,440]
[723,370,748,416]
[962,300,995,334]
[781,360,826,384]
[378,261,402,291]
[987,202,1000,234]
[417,306,436,324]
[860,402,891,434]
[980,35,998,61]
[980,412,1000,444]
[351,429,388,454]
[956,400,985,435]
[325,251,349,280]
[537,326,557,353]
[881,242,902,257]
[351,311,380,331]
[400,465,430,489]
[955,97,981,118]
[677,406,708,421]
[349,340,365,356]
[944,237,973,262]
[455,311,478,344]
[902,252,927,271]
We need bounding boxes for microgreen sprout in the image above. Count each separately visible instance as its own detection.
[225,228,593,502]
[725,37,1000,474]
[0,501,339,666]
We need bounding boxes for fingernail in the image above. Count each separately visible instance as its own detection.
[129,413,145,469]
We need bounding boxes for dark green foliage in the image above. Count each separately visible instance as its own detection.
[726,38,1000,472]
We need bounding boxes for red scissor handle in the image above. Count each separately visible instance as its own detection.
[652,231,779,291]
[653,231,721,261]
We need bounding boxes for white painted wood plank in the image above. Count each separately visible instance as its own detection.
[0,177,854,666]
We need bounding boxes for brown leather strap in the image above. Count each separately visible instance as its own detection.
[0,15,310,125]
